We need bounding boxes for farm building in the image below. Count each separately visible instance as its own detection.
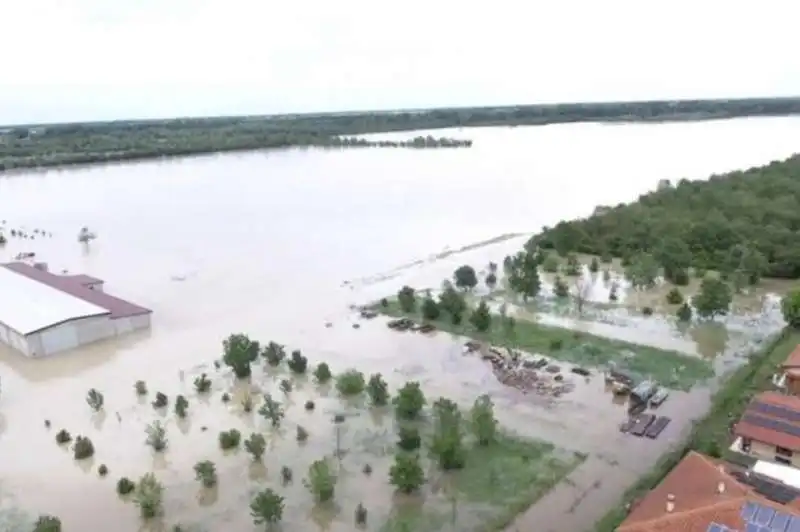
[0,262,152,357]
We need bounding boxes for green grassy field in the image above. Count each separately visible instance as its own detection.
[373,299,714,391]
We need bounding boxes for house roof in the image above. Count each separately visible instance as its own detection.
[784,345,800,369]
[617,452,800,532]
[2,262,151,321]
[733,392,800,452]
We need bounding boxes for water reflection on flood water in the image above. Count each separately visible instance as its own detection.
[1,119,799,531]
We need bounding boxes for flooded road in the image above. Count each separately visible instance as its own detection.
[1,118,800,531]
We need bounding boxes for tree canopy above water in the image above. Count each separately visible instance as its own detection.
[528,154,800,279]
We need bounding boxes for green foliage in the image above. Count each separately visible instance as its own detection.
[218,429,242,450]
[296,425,309,442]
[279,379,292,394]
[33,515,61,532]
[530,155,800,280]
[355,503,368,525]
[394,381,426,420]
[553,276,569,298]
[506,251,542,300]
[389,453,425,493]
[175,395,189,418]
[117,477,136,495]
[194,460,217,487]
[262,341,286,366]
[244,432,267,460]
[421,296,441,321]
[430,398,466,470]
[666,288,684,305]
[336,369,366,396]
[397,425,422,451]
[86,388,104,411]
[222,333,260,378]
[145,421,168,451]
[470,394,498,445]
[98,464,108,476]
[469,301,492,332]
[485,272,498,290]
[55,429,71,444]
[694,277,732,318]
[782,290,800,328]
[600,251,613,263]
[134,473,164,519]
[625,253,659,290]
[564,253,581,276]
[73,435,95,460]
[287,349,308,374]
[677,302,693,322]
[152,392,168,408]
[193,373,212,393]
[453,265,478,291]
[367,373,390,406]
[258,394,285,427]
[398,286,417,312]
[589,257,599,273]
[541,253,559,273]
[314,362,333,383]
[438,282,467,317]
[250,488,284,527]
[305,458,337,502]
[134,380,148,395]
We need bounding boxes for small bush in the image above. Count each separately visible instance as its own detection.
[55,429,72,444]
[194,460,217,488]
[221,392,231,403]
[355,503,368,525]
[33,515,61,532]
[262,341,286,366]
[193,373,212,393]
[98,464,109,476]
[152,392,168,409]
[642,306,654,316]
[336,369,366,396]
[380,298,389,308]
[175,395,189,418]
[362,464,373,475]
[314,362,333,384]
[589,257,599,273]
[666,288,684,305]
[287,350,308,374]
[117,477,135,495]
[554,276,569,297]
[134,473,164,519]
[549,338,564,350]
[304,459,336,502]
[280,379,292,394]
[281,465,293,484]
[397,426,421,451]
[296,425,309,442]
[393,382,426,420]
[134,380,148,395]
[367,373,390,406]
[389,453,425,493]
[677,302,693,322]
[304,400,315,411]
[73,436,95,460]
[245,433,267,460]
[219,429,242,450]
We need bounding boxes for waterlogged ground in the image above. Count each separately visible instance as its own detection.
[1,118,800,531]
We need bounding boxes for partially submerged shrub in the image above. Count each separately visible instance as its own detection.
[280,379,292,394]
[389,453,425,493]
[397,426,421,451]
[134,380,148,395]
[336,370,366,396]
[677,302,693,322]
[296,425,309,442]
[244,433,267,460]
[262,341,286,366]
[287,349,308,374]
[152,392,168,409]
[33,515,61,532]
[193,373,212,393]
[470,394,497,445]
[73,436,95,460]
[642,306,654,316]
[304,399,316,411]
[175,395,189,418]
[362,464,373,475]
[146,421,168,451]
[304,458,337,502]
[393,381,426,420]
[98,464,109,476]
[86,388,104,411]
[314,362,332,384]
[281,465,293,484]
[55,429,72,444]
[134,473,164,519]
[221,392,231,403]
[117,477,136,495]
[430,398,466,470]
[250,488,285,528]
[367,373,390,406]
[258,393,285,427]
[194,460,217,487]
[355,503,368,525]
[666,287,684,305]
[219,429,242,450]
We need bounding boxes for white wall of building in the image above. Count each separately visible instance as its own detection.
[26,315,115,357]
[112,313,151,335]
[0,319,32,355]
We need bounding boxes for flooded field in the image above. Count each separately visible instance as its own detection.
[1,118,800,531]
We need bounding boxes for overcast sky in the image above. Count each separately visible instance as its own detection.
[1,0,799,124]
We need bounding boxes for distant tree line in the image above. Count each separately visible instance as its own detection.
[3,97,800,171]
[528,154,800,279]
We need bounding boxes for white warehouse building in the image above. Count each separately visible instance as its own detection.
[0,262,152,357]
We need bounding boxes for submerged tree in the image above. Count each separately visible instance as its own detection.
[782,290,800,328]
[393,381,426,420]
[245,432,267,460]
[134,473,164,519]
[193,373,212,393]
[258,394,285,427]
[470,394,497,445]
[397,286,417,313]
[262,341,286,366]
[287,350,308,374]
[506,251,542,301]
[367,373,390,406]
[145,421,168,451]
[430,398,466,470]
[469,301,492,332]
[250,488,284,528]
[86,389,104,411]
[33,515,61,532]
[453,265,478,291]
[304,458,337,502]
[175,395,189,418]
[222,333,260,378]
[314,362,333,383]
[389,452,425,493]
[194,460,217,487]
[694,277,732,318]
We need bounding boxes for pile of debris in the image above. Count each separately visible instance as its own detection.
[386,318,435,333]
[465,343,576,396]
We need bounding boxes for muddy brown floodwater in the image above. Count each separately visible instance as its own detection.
[1,118,800,531]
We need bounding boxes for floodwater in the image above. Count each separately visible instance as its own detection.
[1,118,800,531]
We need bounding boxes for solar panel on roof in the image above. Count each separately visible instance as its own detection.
[756,505,777,526]
[771,512,791,532]
[743,501,760,521]
[751,401,800,423]
[747,523,765,532]
[743,413,800,438]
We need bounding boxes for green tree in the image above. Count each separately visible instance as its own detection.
[314,362,333,383]
[507,251,542,300]
[245,433,267,460]
[666,288,683,305]
[470,301,492,332]
[134,473,164,519]
[262,341,286,366]
[287,349,308,374]
[175,395,189,418]
[693,277,732,318]
[367,373,390,406]
[393,381,426,420]
[470,394,497,445]
[782,290,800,328]
[421,295,441,321]
[453,265,478,291]
[430,398,466,470]
[250,488,284,528]
[397,425,421,451]
[541,253,559,273]
[564,253,581,276]
[304,459,337,502]
[589,256,599,273]
[145,421,168,451]
[438,282,467,317]
[86,389,104,411]
[336,369,366,396]
[33,515,61,532]
[193,373,212,393]
[389,453,425,493]
[655,238,692,284]
[397,286,416,312]
[677,302,693,322]
[625,253,659,290]
[554,276,569,298]
[222,333,260,378]
[194,460,217,487]
[258,394,285,427]
[485,272,498,290]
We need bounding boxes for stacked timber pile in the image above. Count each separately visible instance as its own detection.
[465,343,575,396]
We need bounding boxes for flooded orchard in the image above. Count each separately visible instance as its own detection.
[1,118,800,531]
